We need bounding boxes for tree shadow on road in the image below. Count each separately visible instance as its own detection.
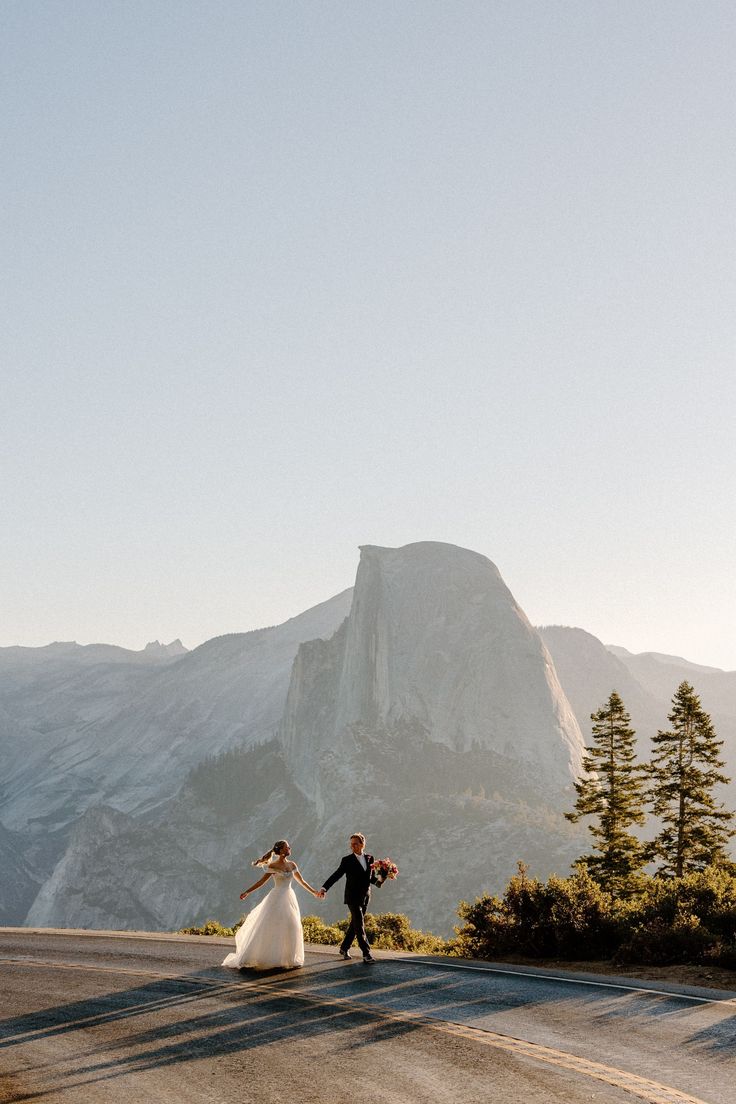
[683,1016,736,1056]
[0,966,425,1101]
[290,957,712,1030]
[4,956,728,1101]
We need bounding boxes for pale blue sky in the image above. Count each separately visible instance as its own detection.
[2,2,735,667]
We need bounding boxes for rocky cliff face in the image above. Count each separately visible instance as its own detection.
[282,543,584,808]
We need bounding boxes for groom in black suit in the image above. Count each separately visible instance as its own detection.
[320,833,378,963]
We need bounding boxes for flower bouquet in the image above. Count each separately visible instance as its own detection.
[371,858,399,886]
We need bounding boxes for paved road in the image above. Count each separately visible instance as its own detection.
[1,929,734,1103]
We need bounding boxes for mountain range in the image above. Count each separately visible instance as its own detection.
[2,542,734,935]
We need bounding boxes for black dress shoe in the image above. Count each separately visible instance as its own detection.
[363,954,376,963]
[339,950,352,960]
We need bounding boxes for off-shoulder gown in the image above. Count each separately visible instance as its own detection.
[222,867,304,970]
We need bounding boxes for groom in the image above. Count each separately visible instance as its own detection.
[319,833,378,963]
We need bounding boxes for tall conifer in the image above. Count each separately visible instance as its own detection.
[648,681,734,876]
[566,690,646,890]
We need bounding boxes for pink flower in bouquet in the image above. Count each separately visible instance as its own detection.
[371,858,399,883]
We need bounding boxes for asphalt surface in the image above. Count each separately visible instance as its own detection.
[1,929,735,1103]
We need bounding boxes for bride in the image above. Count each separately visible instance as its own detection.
[222,839,321,970]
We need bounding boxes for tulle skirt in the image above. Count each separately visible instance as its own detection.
[222,883,304,970]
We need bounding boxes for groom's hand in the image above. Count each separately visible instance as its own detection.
[318,888,326,899]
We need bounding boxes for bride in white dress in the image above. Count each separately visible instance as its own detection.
[222,840,321,970]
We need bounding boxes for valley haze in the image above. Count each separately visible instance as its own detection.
[2,542,735,936]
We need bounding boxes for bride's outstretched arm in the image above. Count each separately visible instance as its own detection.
[239,873,271,900]
[293,868,321,897]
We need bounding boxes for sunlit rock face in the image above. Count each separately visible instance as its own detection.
[282,542,585,809]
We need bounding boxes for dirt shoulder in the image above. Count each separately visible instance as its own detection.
[496,955,736,992]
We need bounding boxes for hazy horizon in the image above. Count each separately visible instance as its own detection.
[3,3,735,668]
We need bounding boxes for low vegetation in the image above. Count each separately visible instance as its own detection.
[181,912,450,953]
[455,861,736,968]
[302,912,450,954]
[180,918,241,937]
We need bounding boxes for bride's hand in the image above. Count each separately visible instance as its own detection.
[239,891,248,900]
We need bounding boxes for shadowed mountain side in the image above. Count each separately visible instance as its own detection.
[25,742,317,930]
[298,717,587,934]
[539,627,664,747]
[0,819,39,924]
[0,589,353,837]
[26,734,585,936]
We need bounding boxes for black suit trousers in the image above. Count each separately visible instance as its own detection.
[340,894,370,956]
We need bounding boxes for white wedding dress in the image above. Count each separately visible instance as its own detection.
[222,866,305,970]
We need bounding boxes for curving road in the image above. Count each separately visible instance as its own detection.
[1,929,735,1103]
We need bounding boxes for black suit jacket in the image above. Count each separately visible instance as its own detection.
[322,853,376,905]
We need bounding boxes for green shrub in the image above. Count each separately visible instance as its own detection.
[179,918,238,937]
[180,911,445,952]
[615,911,712,965]
[455,863,618,961]
[363,912,448,953]
[704,939,736,968]
[611,866,736,965]
[657,868,736,940]
[302,912,448,953]
[301,915,345,945]
[455,862,736,969]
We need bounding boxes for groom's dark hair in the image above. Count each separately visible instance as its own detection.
[350,832,366,844]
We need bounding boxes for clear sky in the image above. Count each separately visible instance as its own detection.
[2,2,735,668]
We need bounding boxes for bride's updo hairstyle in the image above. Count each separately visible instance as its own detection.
[252,840,288,867]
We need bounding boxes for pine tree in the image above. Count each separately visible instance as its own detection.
[566,690,647,890]
[647,681,734,877]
